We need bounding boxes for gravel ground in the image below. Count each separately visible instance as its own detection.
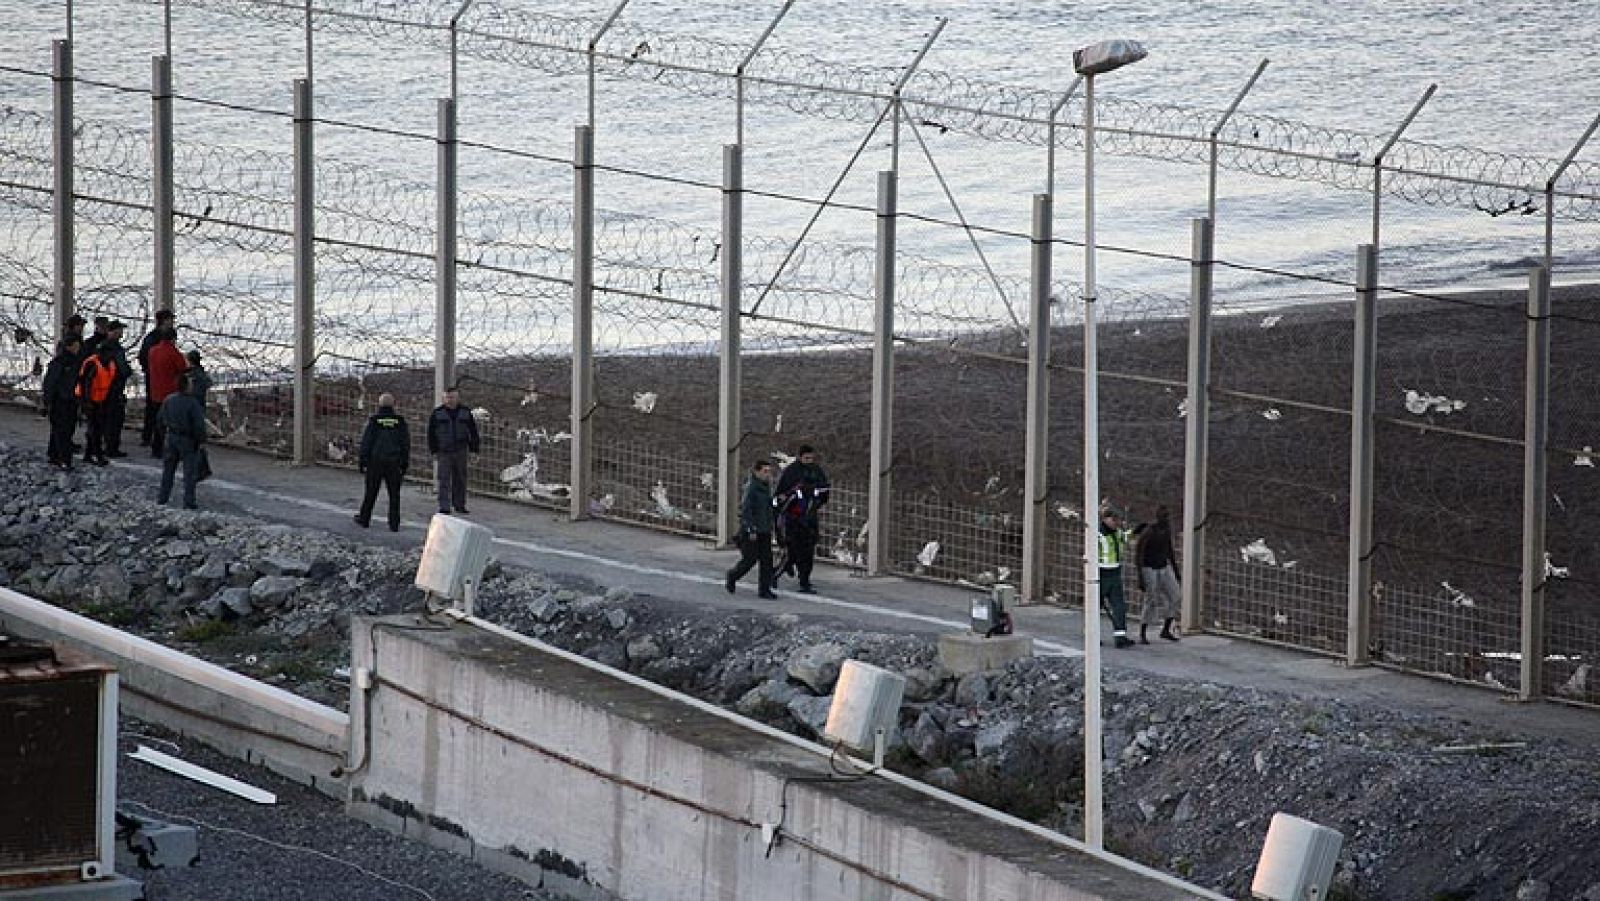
[115,720,549,901]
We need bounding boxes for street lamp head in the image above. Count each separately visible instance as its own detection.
[1073,39,1147,76]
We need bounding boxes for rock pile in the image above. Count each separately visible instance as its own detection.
[3,442,1595,899]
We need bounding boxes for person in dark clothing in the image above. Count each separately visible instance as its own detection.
[76,344,120,466]
[725,460,778,598]
[82,316,109,358]
[61,314,86,349]
[157,373,207,510]
[185,349,212,409]
[354,393,410,532]
[138,309,176,447]
[1133,506,1181,644]
[774,444,831,594]
[145,328,188,457]
[101,321,133,457]
[426,388,480,515]
[42,336,82,469]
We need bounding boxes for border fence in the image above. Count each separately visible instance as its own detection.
[1,0,1598,709]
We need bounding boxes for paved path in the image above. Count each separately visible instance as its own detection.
[5,404,1595,747]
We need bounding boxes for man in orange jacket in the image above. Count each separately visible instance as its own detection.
[76,345,119,466]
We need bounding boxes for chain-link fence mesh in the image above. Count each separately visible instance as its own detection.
[0,0,1597,710]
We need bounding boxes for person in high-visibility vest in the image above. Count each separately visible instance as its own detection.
[75,344,120,466]
[1098,506,1136,648]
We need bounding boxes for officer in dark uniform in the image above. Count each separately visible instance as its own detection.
[354,392,411,532]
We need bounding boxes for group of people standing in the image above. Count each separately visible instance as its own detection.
[41,311,214,507]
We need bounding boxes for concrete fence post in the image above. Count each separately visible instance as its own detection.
[151,54,175,314]
[292,78,315,466]
[1519,266,1551,700]
[570,124,596,520]
[1346,244,1378,665]
[866,170,897,576]
[717,144,743,547]
[1181,217,1214,632]
[52,39,74,341]
[1020,193,1052,602]
[435,97,458,404]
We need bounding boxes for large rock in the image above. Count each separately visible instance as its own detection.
[249,575,302,608]
[787,694,834,739]
[907,711,947,764]
[88,562,132,606]
[736,679,802,719]
[529,593,562,623]
[901,665,950,702]
[974,718,1020,758]
[626,635,664,663]
[260,555,312,577]
[786,642,848,693]
[217,587,254,619]
[954,672,990,707]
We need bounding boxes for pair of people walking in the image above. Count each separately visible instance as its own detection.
[725,445,832,598]
[1097,504,1182,648]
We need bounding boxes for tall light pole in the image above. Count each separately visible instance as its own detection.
[1073,37,1146,852]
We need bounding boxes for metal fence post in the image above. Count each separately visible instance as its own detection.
[1520,266,1551,700]
[717,143,743,547]
[1346,244,1378,666]
[570,124,596,520]
[52,39,74,340]
[152,55,175,314]
[866,170,897,576]
[1021,193,1052,602]
[1181,217,1214,631]
[435,97,457,403]
[292,78,314,466]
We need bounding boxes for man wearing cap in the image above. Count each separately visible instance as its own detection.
[139,309,176,447]
[100,321,134,458]
[76,344,120,466]
[61,314,86,351]
[1098,506,1137,649]
[42,335,82,470]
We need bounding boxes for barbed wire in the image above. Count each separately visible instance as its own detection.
[166,0,1600,220]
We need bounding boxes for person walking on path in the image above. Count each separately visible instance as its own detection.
[185,349,212,409]
[145,328,188,458]
[42,335,82,469]
[76,344,120,466]
[426,388,480,516]
[354,393,410,532]
[157,373,207,510]
[725,460,778,598]
[138,309,176,447]
[1098,505,1136,649]
[774,444,831,594]
[101,321,133,458]
[1134,505,1182,644]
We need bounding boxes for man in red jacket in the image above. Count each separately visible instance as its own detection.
[144,327,189,457]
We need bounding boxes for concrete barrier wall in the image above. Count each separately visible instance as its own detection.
[348,614,1220,901]
[0,586,348,794]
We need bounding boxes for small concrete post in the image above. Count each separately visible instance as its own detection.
[1346,244,1378,665]
[292,78,314,465]
[151,55,175,314]
[52,39,74,340]
[1520,266,1551,700]
[570,125,596,520]
[1181,217,1214,632]
[866,170,897,576]
[435,97,458,404]
[717,144,743,547]
[1021,193,1052,602]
